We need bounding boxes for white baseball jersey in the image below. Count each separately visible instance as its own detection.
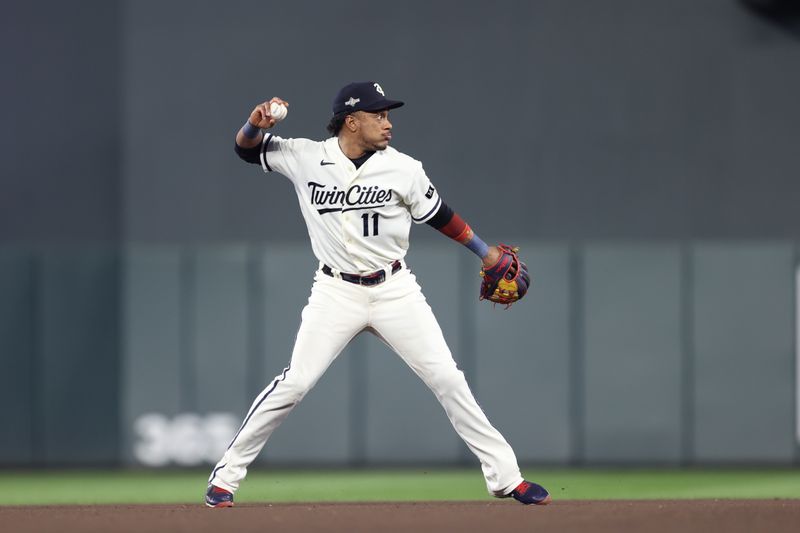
[259,135,442,273]
[209,126,526,501]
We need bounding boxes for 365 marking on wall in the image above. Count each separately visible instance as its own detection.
[133,413,238,467]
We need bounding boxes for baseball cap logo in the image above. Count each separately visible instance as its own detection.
[373,83,385,96]
[345,97,360,107]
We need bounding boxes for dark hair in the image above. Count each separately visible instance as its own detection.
[326,112,348,136]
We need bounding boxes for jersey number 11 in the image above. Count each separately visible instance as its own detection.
[362,213,379,237]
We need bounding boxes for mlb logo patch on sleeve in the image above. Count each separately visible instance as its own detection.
[425,185,435,199]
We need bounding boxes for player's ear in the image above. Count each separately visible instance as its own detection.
[345,114,358,132]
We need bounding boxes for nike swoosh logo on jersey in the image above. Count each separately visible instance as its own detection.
[320,160,335,166]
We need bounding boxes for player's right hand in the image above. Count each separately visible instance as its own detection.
[249,97,289,129]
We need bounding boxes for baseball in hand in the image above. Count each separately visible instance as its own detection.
[270,102,288,122]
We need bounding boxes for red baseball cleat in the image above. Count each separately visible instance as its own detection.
[205,484,234,508]
[510,480,552,505]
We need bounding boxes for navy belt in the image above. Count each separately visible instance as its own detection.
[322,260,402,286]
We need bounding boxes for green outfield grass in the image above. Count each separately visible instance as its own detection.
[1,468,799,506]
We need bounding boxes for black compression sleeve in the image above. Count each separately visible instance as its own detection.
[234,141,262,164]
[425,201,454,229]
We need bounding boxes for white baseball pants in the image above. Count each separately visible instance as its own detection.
[209,265,523,496]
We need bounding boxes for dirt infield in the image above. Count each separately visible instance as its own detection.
[3,500,800,533]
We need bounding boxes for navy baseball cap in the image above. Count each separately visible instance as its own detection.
[332,81,404,115]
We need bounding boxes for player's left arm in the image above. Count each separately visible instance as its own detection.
[427,203,530,305]
[406,165,500,268]
[426,202,500,268]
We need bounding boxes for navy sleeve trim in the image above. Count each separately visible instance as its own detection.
[260,134,274,172]
[412,196,442,223]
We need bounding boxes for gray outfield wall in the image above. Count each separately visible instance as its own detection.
[1,241,797,466]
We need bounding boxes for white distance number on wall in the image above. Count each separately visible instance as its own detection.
[133,412,238,467]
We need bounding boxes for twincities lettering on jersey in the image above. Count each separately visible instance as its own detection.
[308,181,394,214]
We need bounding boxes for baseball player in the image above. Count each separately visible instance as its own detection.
[205,81,549,507]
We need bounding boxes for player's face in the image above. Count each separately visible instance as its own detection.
[354,110,393,151]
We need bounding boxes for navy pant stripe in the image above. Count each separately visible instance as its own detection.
[208,462,226,484]
[225,365,291,451]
